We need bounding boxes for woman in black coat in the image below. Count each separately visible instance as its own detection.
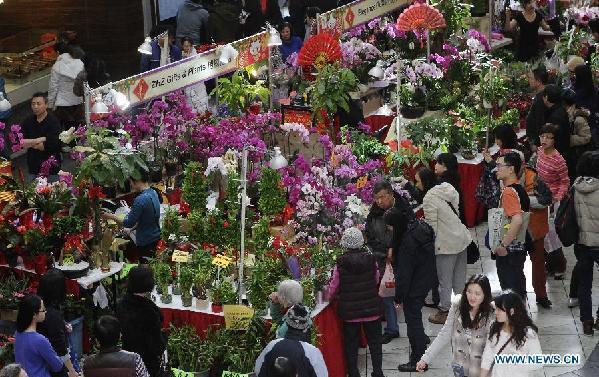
[243,0,283,35]
[116,266,166,377]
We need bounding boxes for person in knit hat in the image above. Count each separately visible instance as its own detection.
[254,304,327,377]
[328,227,385,377]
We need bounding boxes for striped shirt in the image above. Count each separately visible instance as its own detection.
[536,149,570,202]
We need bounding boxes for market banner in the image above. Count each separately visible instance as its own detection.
[318,0,410,37]
[89,31,269,110]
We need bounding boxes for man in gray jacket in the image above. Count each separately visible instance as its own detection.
[176,0,210,45]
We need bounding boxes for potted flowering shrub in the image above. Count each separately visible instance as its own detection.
[192,269,211,310]
[307,63,358,122]
[210,279,236,313]
[179,265,194,307]
[212,69,269,115]
[479,64,509,109]
[154,262,172,304]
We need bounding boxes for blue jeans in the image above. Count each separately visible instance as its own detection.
[383,296,399,335]
[576,245,599,322]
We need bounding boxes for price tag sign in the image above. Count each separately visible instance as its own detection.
[223,305,254,330]
[212,254,233,268]
[221,372,249,377]
[172,368,195,377]
[172,250,190,263]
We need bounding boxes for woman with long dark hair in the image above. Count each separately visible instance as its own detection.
[417,274,494,376]
[14,295,70,377]
[573,64,599,112]
[435,153,465,222]
[37,269,79,377]
[480,291,542,377]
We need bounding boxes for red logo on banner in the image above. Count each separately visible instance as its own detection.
[345,8,355,27]
[133,79,149,100]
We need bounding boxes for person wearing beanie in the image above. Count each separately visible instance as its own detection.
[254,304,327,377]
[116,266,166,377]
[328,227,385,377]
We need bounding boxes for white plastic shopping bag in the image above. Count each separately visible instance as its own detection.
[378,262,395,298]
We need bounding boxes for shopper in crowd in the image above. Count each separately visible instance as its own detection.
[434,153,465,221]
[21,92,62,182]
[417,274,494,376]
[521,161,553,308]
[303,6,320,41]
[0,364,27,377]
[254,305,327,377]
[329,227,384,377]
[572,64,599,113]
[287,0,307,40]
[504,0,551,61]
[244,0,283,35]
[480,291,542,377]
[278,22,303,62]
[83,315,149,377]
[179,37,209,114]
[181,37,198,58]
[365,180,414,344]
[269,279,306,338]
[14,295,72,377]
[140,26,182,73]
[493,152,530,298]
[176,0,210,45]
[588,19,599,64]
[525,66,549,150]
[117,266,166,377]
[572,151,599,335]
[0,75,13,122]
[420,167,472,325]
[563,88,592,181]
[48,44,84,131]
[206,0,242,43]
[37,269,79,377]
[102,169,161,263]
[542,84,570,157]
[536,123,570,280]
[385,207,435,372]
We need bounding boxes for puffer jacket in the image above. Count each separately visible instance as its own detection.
[568,107,592,147]
[48,53,84,108]
[422,183,472,255]
[176,0,210,44]
[573,176,599,247]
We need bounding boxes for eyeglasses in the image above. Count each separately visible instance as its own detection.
[496,163,512,168]
[540,135,554,139]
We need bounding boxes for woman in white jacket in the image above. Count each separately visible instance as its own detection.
[481,290,542,377]
[416,167,472,325]
[48,44,84,129]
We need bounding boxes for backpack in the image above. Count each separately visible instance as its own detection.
[554,186,579,247]
[475,163,501,208]
[533,174,553,207]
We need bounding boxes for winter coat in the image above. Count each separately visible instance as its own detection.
[522,166,550,241]
[336,249,381,320]
[116,294,166,377]
[206,1,242,43]
[48,53,84,109]
[422,182,472,255]
[254,337,328,377]
[394,219,436,303]
[573,176,599,247]
[176,0,210,44]
[244,0,283,35]
[568,107,592,147]
[526,93,545,146]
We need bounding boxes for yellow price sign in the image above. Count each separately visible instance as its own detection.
[212,254,233,268]
[172,250,190,263]
[223,305,254,330]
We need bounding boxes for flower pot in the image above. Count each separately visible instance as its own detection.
[248,104,261,115]
[316,291,325,305]
[34,254,49,275]
[400,106,425,119]
[182,295,193,307]
[196,299,209,310]
[461,150,476,160]
[211,303,223,313]
[160,294,172,304]
[172,285,182,296]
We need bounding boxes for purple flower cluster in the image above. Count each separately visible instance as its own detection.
[466,29,491,52]
[38,156,59,177]
[7,124,24,153]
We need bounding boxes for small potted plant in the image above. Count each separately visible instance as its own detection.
[154,263,172,304]
[193,270,211,310]
[210,280,236,313]
[179,265,194,307]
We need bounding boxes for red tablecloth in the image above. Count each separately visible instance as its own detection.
[458,161,485,227]
[160,302,347,377]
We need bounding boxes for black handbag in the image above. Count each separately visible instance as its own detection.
[466,241,480,264]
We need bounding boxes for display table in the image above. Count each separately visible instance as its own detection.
[75,262,123,288]
[156,294,346,377]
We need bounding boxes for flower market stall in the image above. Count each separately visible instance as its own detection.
[2,0,596,375]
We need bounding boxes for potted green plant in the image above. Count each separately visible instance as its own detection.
[182,162,209,213]
[479,65,509,109]
[308,63,358,122]
[211,69,269,115]
[179,265,194,307]
[154,263,172,304]
[210,280,236,313]
[398,83,426,119]
[193,270,211,310]
[258,167,286,223]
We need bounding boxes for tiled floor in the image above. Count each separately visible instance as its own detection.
[358,223,599,377]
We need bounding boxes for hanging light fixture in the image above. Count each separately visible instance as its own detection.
[138,37,153,55]
[91,94,109,114]
[109,89,130,110]
[218,44,239,64]
[368,60,385,79]
[270,147,288,169]
[267,24,282,47]
[0,93,11,112]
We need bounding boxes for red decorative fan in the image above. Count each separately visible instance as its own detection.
[396,3,446,46]
[297,32,342,69]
